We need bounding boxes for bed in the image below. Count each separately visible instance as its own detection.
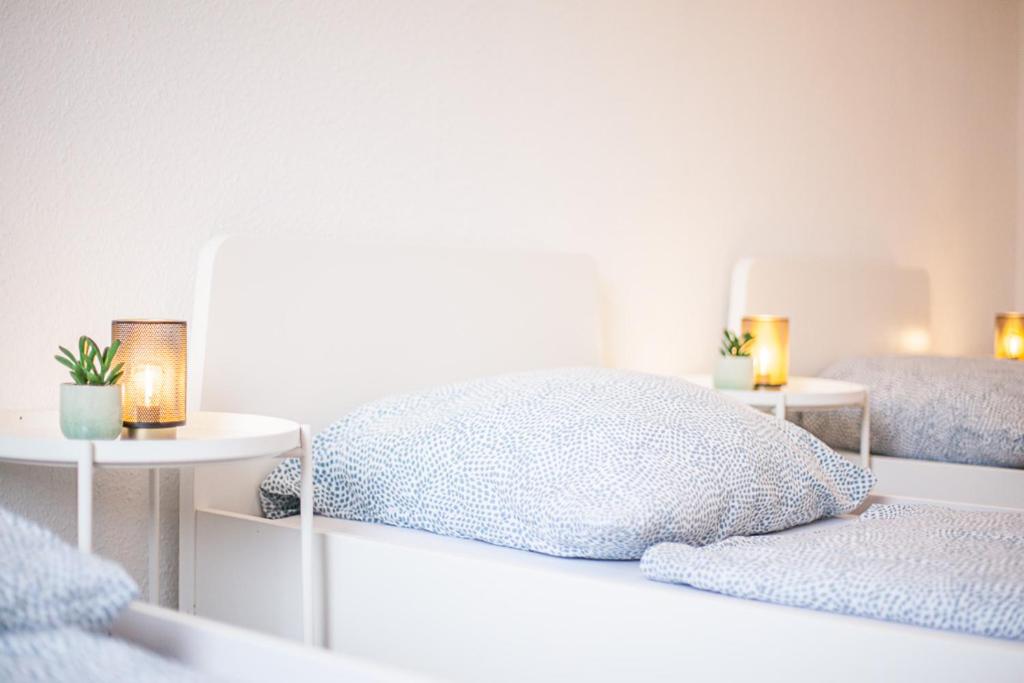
[113,601,422,682]
[728,257,1024,509]
[180,236,1024,682]
[0,501,418,683]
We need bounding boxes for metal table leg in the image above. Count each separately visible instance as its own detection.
[77,444,94,553]
[148,469,161,604]
[300,424,315,646]
[773,394,786,420]
[860,392,871,469]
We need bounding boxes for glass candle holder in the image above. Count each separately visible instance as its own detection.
[111,320,187,438]
[741,315,790,387]
[995,313,1024,360]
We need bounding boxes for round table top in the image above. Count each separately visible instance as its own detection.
[683,375,867,409]
[0,411,301,467]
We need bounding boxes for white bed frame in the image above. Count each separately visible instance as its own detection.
[113,602,423,682]
[181,237,1024,682]
[729,257,1024,509]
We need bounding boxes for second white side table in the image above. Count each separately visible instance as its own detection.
[685,375,871,468]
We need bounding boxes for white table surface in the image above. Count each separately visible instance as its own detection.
[683,375,868,409]
[0,410,301,466]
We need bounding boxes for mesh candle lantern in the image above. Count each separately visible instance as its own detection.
[112,320,187,438]
[995,313,1024,361]
[741,315,789,387]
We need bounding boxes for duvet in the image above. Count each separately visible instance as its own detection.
[641,504,1024,640]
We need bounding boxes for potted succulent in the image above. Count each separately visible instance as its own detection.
[713,329,755,390]
[55,337,124,439]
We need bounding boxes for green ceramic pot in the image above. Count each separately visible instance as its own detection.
[713,356,754,391]
[59,384,123,440]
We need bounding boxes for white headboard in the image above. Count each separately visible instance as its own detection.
[192,236,605,432]
[185,236,604,516]
[727,257,931,376]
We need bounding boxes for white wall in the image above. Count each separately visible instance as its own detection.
[1019,0,1024,311]
[1,0,1018,607]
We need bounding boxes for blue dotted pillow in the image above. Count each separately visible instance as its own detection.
[260,368,874,559]
[0,507,138,632]
[803,356,1024,467]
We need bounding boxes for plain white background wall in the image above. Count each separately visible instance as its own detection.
[1020,0,1024,310]
[1,0,1020,606]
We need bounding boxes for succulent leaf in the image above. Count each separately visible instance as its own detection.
[720,328,755,357]
[57,335,124,385]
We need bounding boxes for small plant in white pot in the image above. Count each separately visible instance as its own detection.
[713,329,755,390]
[55,337,124,439]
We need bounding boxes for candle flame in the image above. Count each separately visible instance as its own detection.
[133,364,164,407]
[1007,334,1023,359]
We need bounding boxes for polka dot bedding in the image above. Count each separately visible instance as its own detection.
[260,367,874,559]
[802,356,1024,468]
[0,628,217,683]
[0,506,137,632]
[641,504,1024,640]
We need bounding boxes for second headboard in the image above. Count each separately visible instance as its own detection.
[727,257,931,376]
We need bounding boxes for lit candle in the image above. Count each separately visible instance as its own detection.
[132,364,165,423]
[112,320,187,437]
[756,348,773,379]
[995,313,1024,361]
[741,315,790,387]
[1008,335,1022,357]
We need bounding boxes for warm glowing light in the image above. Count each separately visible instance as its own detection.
[133,364,165,408]
[756,348,773,378]
[112,320,187,431]
[741,315,789,387]
[1008,335,1023,358]
[995,313,1024,360]
[899,328,931,354]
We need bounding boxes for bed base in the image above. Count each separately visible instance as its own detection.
[190,504,1024,683]
[113,601,423,682]
[842,451,1024,509]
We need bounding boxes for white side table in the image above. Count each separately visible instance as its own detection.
[685,375,871,469]
[0,411,317,644]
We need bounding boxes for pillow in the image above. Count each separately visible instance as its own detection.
[0,507,138,632]
[260,368,874,559]
[803,356,1024,468]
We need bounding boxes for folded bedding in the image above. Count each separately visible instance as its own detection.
[804,356,1024,467]
[0,507,136,632]
[0,505,219,683]
[0,627,213,683]
[261,367,874,559]
[641,504,1024,640]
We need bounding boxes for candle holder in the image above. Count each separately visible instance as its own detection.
[741,315,789,387]
[111,320,187,439]
[995,313,1024,361]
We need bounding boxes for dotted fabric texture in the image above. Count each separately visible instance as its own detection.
[260,368,874,559]
[0,506,138,632]
[803,356,1024,468]
[641,504,1024,640]
[0,628,215,683]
